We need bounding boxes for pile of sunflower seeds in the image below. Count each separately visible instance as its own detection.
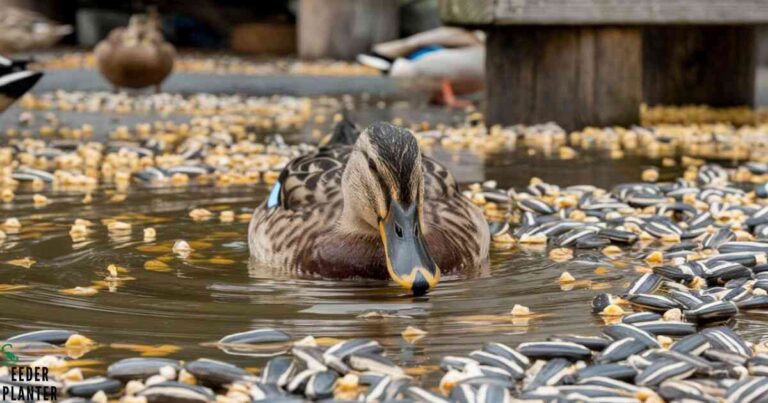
[1,322,766,402]
[2,161,768,402]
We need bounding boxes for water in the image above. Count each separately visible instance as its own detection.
[1,104,767,383]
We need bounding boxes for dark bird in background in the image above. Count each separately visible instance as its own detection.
[95,8,176,92]
[0,54,43,114]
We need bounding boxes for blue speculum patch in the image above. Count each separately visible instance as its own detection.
[267,181,281,208]
[407,45,444,61]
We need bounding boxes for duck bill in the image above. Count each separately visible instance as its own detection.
[379,201,440,295]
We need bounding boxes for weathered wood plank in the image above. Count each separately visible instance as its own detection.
[441,0,768,25]
[486,26,641,130]
[439,0,495,25]
[595,28,642,124]
[643,26,756,106]
[298,0,399,60]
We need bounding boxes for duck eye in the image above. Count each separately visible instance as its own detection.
[395,224,403,238]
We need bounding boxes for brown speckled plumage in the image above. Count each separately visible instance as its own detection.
[248,122,489,280]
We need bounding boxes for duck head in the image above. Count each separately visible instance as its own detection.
[341,122,439,295]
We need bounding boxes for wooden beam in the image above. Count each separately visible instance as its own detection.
[439,0,495,25]
[441,0,768,25]
[485,26,642,131]
[298,0,399,60]
[643,26,756,106]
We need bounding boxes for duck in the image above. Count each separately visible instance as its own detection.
[0,6,71,52]
[248,121,490,294]
[94,9,175,92]
[0,55,42,113]
[357,27,485,108]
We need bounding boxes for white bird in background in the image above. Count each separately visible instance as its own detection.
[358,27,485,108]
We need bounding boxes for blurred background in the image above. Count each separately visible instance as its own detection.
[0,0,439,55]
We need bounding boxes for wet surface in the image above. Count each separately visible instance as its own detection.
[1,103,767,384]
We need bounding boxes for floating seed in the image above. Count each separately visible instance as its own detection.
[7,329,77,344]
[108,358,181,382]
[218,328,291,345]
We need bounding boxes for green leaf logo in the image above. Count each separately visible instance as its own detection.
[1,343,18,366]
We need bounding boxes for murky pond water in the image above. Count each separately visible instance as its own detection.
[1,103,767,385]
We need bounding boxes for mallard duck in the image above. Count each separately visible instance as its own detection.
[0,55,42,113]
[248,121,490,294]
[94,9,175,92]
[357,27,485,108]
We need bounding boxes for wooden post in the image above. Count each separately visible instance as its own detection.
[298,0,400,60]
[485,26,642,131]
[643,26,756,107]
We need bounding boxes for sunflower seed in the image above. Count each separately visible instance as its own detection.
[668,290,706,310]
[633,320,696,336]
[549,335,612,351]
[482,342,531,368]
[184,358,253,388]
[702,327,751,356]
[603,324,660,348]
[107,358,181,381]
[670,334,711,356]
[626,273,664,295]
[348,353,405,378]
[440,356,478,372]
[476,383,512,403]
[621,312,662,324]
[261,356,296,386]
[573,364,638,382]
[65,377,122,398]
[7,329,77,344]
[524,358,571,391]
[469,350,525,378]
[736,295,768,310]
[517,341,592,361]
[291,346,327,371]
[305,370,337,399]
[364,375,391,402]
[635,359,696,386]
[218,328,291,345]
[596,338,648,364]
[625,293,681,312]
[407,386,451,402]
[137,381,214,403]
[684,301,739,324]
[724,377,768,403]
[659,380,719,403]
[285,368,318,394]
